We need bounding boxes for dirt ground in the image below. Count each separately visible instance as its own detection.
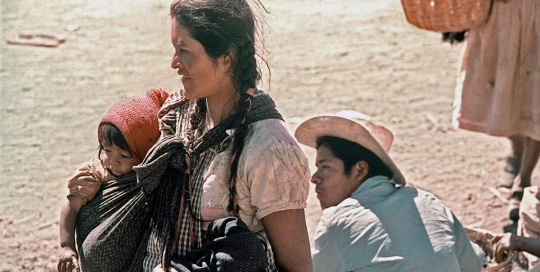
[2,0,539,271]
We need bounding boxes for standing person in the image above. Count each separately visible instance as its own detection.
[58,89,169,272]
[451,0,540,221]
[146,0,313,271]
[295,110,485,272]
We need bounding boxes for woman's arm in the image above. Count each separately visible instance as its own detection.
[262,209,313,272]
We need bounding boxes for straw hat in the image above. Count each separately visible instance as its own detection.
[295,110,405,185]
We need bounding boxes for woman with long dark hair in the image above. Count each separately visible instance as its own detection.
[145,0,313,271]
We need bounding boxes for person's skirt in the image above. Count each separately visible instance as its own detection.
[453,0,540,141]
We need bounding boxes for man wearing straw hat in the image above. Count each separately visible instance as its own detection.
[295,110,484,272]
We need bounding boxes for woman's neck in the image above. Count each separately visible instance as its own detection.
[204,88,240,130]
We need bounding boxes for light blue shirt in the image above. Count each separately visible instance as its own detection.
[312,176,484,272]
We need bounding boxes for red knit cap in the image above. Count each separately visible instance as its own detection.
[99,89,169,165]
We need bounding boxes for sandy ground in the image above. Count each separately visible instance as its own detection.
[2,0,539,271]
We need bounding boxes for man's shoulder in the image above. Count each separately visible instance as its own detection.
[319,198,371,227]
[412,188,449,209]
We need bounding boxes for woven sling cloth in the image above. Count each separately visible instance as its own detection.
[76,136,189,272]
[75,171,151,272]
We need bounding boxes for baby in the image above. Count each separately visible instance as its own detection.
[57,89,168,272]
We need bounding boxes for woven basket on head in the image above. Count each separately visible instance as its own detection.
[400,0,493,32]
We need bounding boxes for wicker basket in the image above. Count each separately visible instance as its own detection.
[464,227,513,272]
[400,0,492,32]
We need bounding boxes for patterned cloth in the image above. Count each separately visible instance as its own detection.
[76,171,150,272]
[142,89,310,271]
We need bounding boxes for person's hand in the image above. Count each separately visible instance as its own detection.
[492,233,518,262]
[153,264,179,272]
[57,246,80,272]
[67,167,101,201]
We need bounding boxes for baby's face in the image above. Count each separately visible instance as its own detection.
[100,142,135,178]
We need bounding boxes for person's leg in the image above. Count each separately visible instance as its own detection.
[499,135,525,188]
[516,137,540,189]
[510,134,525,158]
[509,136,540,221]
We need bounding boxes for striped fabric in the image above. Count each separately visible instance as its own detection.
[142,149,215,271]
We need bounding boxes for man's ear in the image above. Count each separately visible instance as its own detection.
[353,161,369,183]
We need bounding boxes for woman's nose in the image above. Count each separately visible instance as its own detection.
[171,54,181,69]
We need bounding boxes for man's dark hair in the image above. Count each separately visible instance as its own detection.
[316,136,392,178]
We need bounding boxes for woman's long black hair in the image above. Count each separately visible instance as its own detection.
[170,0,267,219]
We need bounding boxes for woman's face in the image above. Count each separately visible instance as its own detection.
[170,19,234,100]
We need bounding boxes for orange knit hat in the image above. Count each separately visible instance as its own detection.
[99,89,169,165]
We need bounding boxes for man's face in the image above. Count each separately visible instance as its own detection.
[311,145,360,209]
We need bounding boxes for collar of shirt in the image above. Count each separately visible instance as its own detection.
[339,175,398,207]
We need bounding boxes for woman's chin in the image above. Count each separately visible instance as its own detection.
[182,88,202,99]
[182,91,196,99]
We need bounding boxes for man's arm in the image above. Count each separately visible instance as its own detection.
[450,212,484,272]
[493,233,540,262]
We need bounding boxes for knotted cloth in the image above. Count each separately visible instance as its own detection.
[171,217,268,272]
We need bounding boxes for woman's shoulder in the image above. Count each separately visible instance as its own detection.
[246,119,302,149]
[239,119,309,176]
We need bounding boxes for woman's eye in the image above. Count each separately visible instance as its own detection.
[175,47,187,54]
[121,154,131,159]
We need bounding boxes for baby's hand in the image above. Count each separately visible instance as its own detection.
[67,168,101,201]
[57,246,80,272]
[67,166,98,188]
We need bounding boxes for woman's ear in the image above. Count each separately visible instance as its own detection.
[218,48,235,74]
